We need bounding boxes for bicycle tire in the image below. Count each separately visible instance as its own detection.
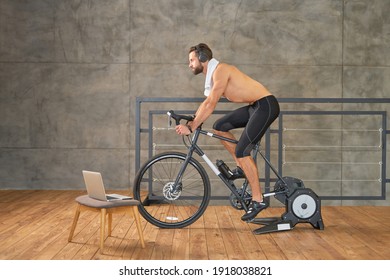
[133,151,211,228]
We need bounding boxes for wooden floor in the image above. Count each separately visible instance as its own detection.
[0,190,389,260]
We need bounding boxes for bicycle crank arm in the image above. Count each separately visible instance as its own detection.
[263,189,288,198]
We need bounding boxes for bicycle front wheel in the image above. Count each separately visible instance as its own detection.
[133,152,211,228]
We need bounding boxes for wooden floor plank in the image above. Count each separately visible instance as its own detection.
[227,207,268,259]
[333,207,390,259]
[189,215,208,260]
[124,206,159,260]
[249,208,288,260]
[170,228,190,260]
[108,214,139,259]
[0,190,389,260]
[1,202,72,259]
[203,206,229,259]
[150,228,175,260]
[216,206,247,260]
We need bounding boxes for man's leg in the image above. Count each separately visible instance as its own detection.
[236,156,263,202]
[213,130,239,164]
[215,130,267,221]
[212,105,250,166]
[239,154,269,221]
[214,130,263,202]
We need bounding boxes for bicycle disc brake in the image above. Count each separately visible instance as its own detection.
[163,182,182,200]
[229,188,252,210]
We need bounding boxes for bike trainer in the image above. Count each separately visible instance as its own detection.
[251,176,325,234]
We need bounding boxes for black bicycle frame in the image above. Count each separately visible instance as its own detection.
[172,120,290,212]
[171,126,252,210]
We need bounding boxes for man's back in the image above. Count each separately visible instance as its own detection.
[213,63,271,103]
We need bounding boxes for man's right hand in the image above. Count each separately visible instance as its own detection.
[175,124,191,136]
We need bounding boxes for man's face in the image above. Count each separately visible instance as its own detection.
[188,51,203,75]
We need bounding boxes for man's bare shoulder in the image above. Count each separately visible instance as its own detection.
[214,63,238,76]
[216,62,235,70]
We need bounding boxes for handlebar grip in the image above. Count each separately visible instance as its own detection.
[167,110,194,125]
[167,110,180,125]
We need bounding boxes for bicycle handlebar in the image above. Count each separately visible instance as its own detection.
[167,110,194,126]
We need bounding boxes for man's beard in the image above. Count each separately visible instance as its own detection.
[192,64,203,75]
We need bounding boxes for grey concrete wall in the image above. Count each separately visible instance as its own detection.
[0,0,389,205]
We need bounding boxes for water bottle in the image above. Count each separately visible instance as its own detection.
[216,160,233,179]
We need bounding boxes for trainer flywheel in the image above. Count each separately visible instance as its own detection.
[291,193,317,219]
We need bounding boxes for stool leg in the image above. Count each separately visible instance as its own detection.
[108,213,113,237]
[68,204,81,242]
[132,206,145,248]
[100,208,107,252]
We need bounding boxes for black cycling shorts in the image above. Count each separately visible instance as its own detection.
[213,95,280,158]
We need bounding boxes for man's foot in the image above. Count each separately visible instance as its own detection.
[241,200,269,221]
[230,166,245,180]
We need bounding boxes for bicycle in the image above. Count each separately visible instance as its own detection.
[133,110,325,233]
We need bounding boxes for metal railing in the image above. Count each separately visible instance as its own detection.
[135,97,390,201]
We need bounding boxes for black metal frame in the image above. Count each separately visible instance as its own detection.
[135,97,390,201]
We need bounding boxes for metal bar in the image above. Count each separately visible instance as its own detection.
[264,130,271,194]
[136,96,390,104]
[135,97,141,171]
[382,112,387,198]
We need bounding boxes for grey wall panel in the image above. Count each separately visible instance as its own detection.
[0,0,388,206]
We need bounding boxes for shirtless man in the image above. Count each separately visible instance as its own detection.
[175,43,280,221]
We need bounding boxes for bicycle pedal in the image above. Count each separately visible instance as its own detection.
[230,166,245,180]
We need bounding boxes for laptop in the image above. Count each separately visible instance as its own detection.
[82,170,132,201]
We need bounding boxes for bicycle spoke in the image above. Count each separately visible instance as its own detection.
[134,152,210,228]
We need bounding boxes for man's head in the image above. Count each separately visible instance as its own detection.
[188,43,213,75]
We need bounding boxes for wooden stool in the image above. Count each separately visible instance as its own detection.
[68,195,145,252]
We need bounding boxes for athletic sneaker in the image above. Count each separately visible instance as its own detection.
[230,166,246,180]
[241,200,269,221]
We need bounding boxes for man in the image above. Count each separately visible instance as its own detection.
[175,43,280,221]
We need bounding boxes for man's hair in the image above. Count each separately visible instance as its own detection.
[189,43,213,61]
